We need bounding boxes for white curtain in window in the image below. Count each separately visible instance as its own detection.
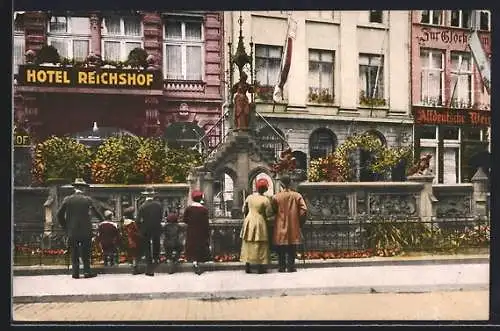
[421,70,441,102]
[185,22,202,41]
[104,41,121,61]
[165,21,182,39]
[124,17,141,36]
[443,148,458,184]
[186,45,202,80]
[308,61,320,89]
[450,74,471,105]
[13,36,24,74]
[50,39,68,58]
[256,58,267,85]
[104,17,121,35]
[71,17,91,34]
[73,40,89,61]
[166,45,182,79]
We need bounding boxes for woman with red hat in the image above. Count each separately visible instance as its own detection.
[182,190,210,275]
[239,177,274,274]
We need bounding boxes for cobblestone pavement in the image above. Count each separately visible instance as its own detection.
[12,290,488,321]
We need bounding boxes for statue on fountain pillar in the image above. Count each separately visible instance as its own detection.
[231,71,254,130]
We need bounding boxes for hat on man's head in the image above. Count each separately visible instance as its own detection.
[256,178,269,190]
[104,210,114,218]
[72,178,89,187]
[191,190,204,200]
[141,186,156,196]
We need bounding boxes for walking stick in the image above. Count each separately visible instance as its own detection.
[300,229,306,267]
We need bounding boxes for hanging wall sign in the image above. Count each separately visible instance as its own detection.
[413,106,490,127]
[17,65,164,90]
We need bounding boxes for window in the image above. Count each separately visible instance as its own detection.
[420,49,444,106]
[102,15,142,62]
[451,10,471,28]
[479,10,490,31]
[450,52,472,108]
[13,12,25,75]
[308,49,334,103]
[47,16,91,61]
[307,11,334,20]
[420,10,443,25]
[359,54,384,101]
[369,11,383,23]
[309,128,336,160]
[418,125,437,140]
[164,18,203,80]
[255,45,282,87]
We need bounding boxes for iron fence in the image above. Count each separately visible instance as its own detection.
[13,215,490,267]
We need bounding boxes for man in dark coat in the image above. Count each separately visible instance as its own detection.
[136,186,163,276]
[183,190,210,275]
[271,174,308,273]
[57,178,104,279]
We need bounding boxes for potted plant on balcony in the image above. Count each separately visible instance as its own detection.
[127,48,148,69]
[359,91,387,107]
[35,45,61,66]
[254,81,274,102]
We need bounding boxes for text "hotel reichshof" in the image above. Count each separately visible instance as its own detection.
[17,65,164,90]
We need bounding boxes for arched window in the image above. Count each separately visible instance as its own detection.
[309,128,337,160]
[364,130,386,146]
[292,150,308,172]
[257,126,286,160]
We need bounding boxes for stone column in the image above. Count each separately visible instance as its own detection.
[471,167,489,218]
[187,171,199,205]
[231,132,250,219]
[89,13,102,58]
[202,172,215,219]
[407,174,437,223]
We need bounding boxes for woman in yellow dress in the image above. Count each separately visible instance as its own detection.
[239,178,274,274]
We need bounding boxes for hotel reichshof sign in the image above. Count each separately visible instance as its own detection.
[17,65,164,90]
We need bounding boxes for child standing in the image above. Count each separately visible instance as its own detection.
[122,207,143,275]
[164,212,182,274]
[97,210,120,266]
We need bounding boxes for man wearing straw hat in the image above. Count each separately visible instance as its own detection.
[136,186,163,276]
[57,178,104,279]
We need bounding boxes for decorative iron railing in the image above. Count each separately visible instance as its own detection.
[13,215,489,267]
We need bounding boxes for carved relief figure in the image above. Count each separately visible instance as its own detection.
[232,72,254,130]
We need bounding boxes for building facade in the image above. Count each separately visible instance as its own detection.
[13,11,224,148]
[224,11,413,179]
[411,10,491,184]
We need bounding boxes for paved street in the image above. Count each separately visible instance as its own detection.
[13,290,488,321]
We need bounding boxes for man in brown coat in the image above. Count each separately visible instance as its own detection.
[271,174,308,273]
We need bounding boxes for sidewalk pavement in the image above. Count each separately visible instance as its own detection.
[13,253,489,276]
[12,260,489,304]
